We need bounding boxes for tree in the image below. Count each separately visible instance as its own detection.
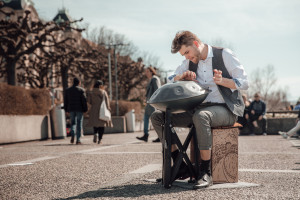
[84,25,138,57]
[0,7,83,86]
[248,65,288,110]
[83,25,163,69]
[81,25,160,101]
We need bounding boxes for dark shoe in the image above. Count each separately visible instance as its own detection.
[98,140,102,144]
[93,134,97,143]
[70,136,74,144]
[174,163,190,180]
[76,141,82,145]
[193,172,213,189]
[136,135,148,142]
[156,178,162,182]
[152,138,160,143]
[156,163,189,183]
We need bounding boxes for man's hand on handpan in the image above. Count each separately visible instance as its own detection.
[175,70,196,81]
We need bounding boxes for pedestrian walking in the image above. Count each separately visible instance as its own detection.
[88,80,112,144]
[64,77,88,145]
[136,67,161,142]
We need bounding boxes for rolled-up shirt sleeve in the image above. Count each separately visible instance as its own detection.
[168,60,189,82]
[222,48,249,90]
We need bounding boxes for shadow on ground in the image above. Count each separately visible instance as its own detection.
[55,183,187,199]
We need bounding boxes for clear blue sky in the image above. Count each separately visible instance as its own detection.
[33,0,300,101]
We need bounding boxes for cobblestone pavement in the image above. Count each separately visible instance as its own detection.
[0,130,299,200]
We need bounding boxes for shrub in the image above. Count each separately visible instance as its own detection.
[110,100,142,116]
[0,83,51,115]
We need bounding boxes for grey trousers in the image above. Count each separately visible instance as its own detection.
[150,105,237,150]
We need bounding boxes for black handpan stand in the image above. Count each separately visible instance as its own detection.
[161,108,200,188]
[147,81,210,188]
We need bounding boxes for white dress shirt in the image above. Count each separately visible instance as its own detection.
[168,45,248,103]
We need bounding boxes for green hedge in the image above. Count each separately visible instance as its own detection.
[0,83,51,115]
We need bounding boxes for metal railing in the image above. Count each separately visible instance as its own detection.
[266,110,299,117]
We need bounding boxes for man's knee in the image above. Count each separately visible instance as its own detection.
[258,116,267,123]
[150,110,164,123]
[192,110,210,124]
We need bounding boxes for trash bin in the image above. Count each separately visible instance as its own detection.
[125,109,135,132]
[50,104,67,139]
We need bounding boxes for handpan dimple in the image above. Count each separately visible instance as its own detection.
[174,86,184,95]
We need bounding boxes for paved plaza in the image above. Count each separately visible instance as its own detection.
[0,130,299,199]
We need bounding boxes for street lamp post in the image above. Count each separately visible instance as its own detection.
[107,49,112,101]
[113,46,119,116]
[101,43,128,116]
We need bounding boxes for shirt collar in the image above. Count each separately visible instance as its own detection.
[201,44,213,63]
[206,45,213,59]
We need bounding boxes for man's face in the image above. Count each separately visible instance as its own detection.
[254,95,260,101]
[179,44,201,64]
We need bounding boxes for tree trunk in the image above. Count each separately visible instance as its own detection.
[61,67,69,97]
[6,60,16,86]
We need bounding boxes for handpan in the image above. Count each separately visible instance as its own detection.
[148,81,210,113]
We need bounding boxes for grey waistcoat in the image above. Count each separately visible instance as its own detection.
[189,47,244,117]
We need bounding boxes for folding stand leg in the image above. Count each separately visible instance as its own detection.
[172,127,197,180]
[162,108,172,188]
[192,127,200,180]
[162,110,199,188]
[188,128,200,183]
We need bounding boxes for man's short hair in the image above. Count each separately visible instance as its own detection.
[254,92,261,98]
[171,30,202,54]
[73,77,80,86]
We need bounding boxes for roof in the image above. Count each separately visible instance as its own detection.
[53,7,77,29]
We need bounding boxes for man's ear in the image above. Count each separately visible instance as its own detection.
[193,41,199,47]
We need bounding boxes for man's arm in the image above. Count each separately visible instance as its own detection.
[152,77,159,91]
[221,48,249,90]
[261,101,266,116]
[213,69,237,89]
[64,89,69,112]
[174,70,196,81]
[168,60,189,82]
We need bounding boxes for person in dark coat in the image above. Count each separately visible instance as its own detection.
[88,80,112,144]
[136,67,161,142]
[248,92,267,135]
[64,77,88,144]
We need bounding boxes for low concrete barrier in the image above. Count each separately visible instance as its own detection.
[240,117,297,135]
[83,116,127,134]
[0,115,50,144]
